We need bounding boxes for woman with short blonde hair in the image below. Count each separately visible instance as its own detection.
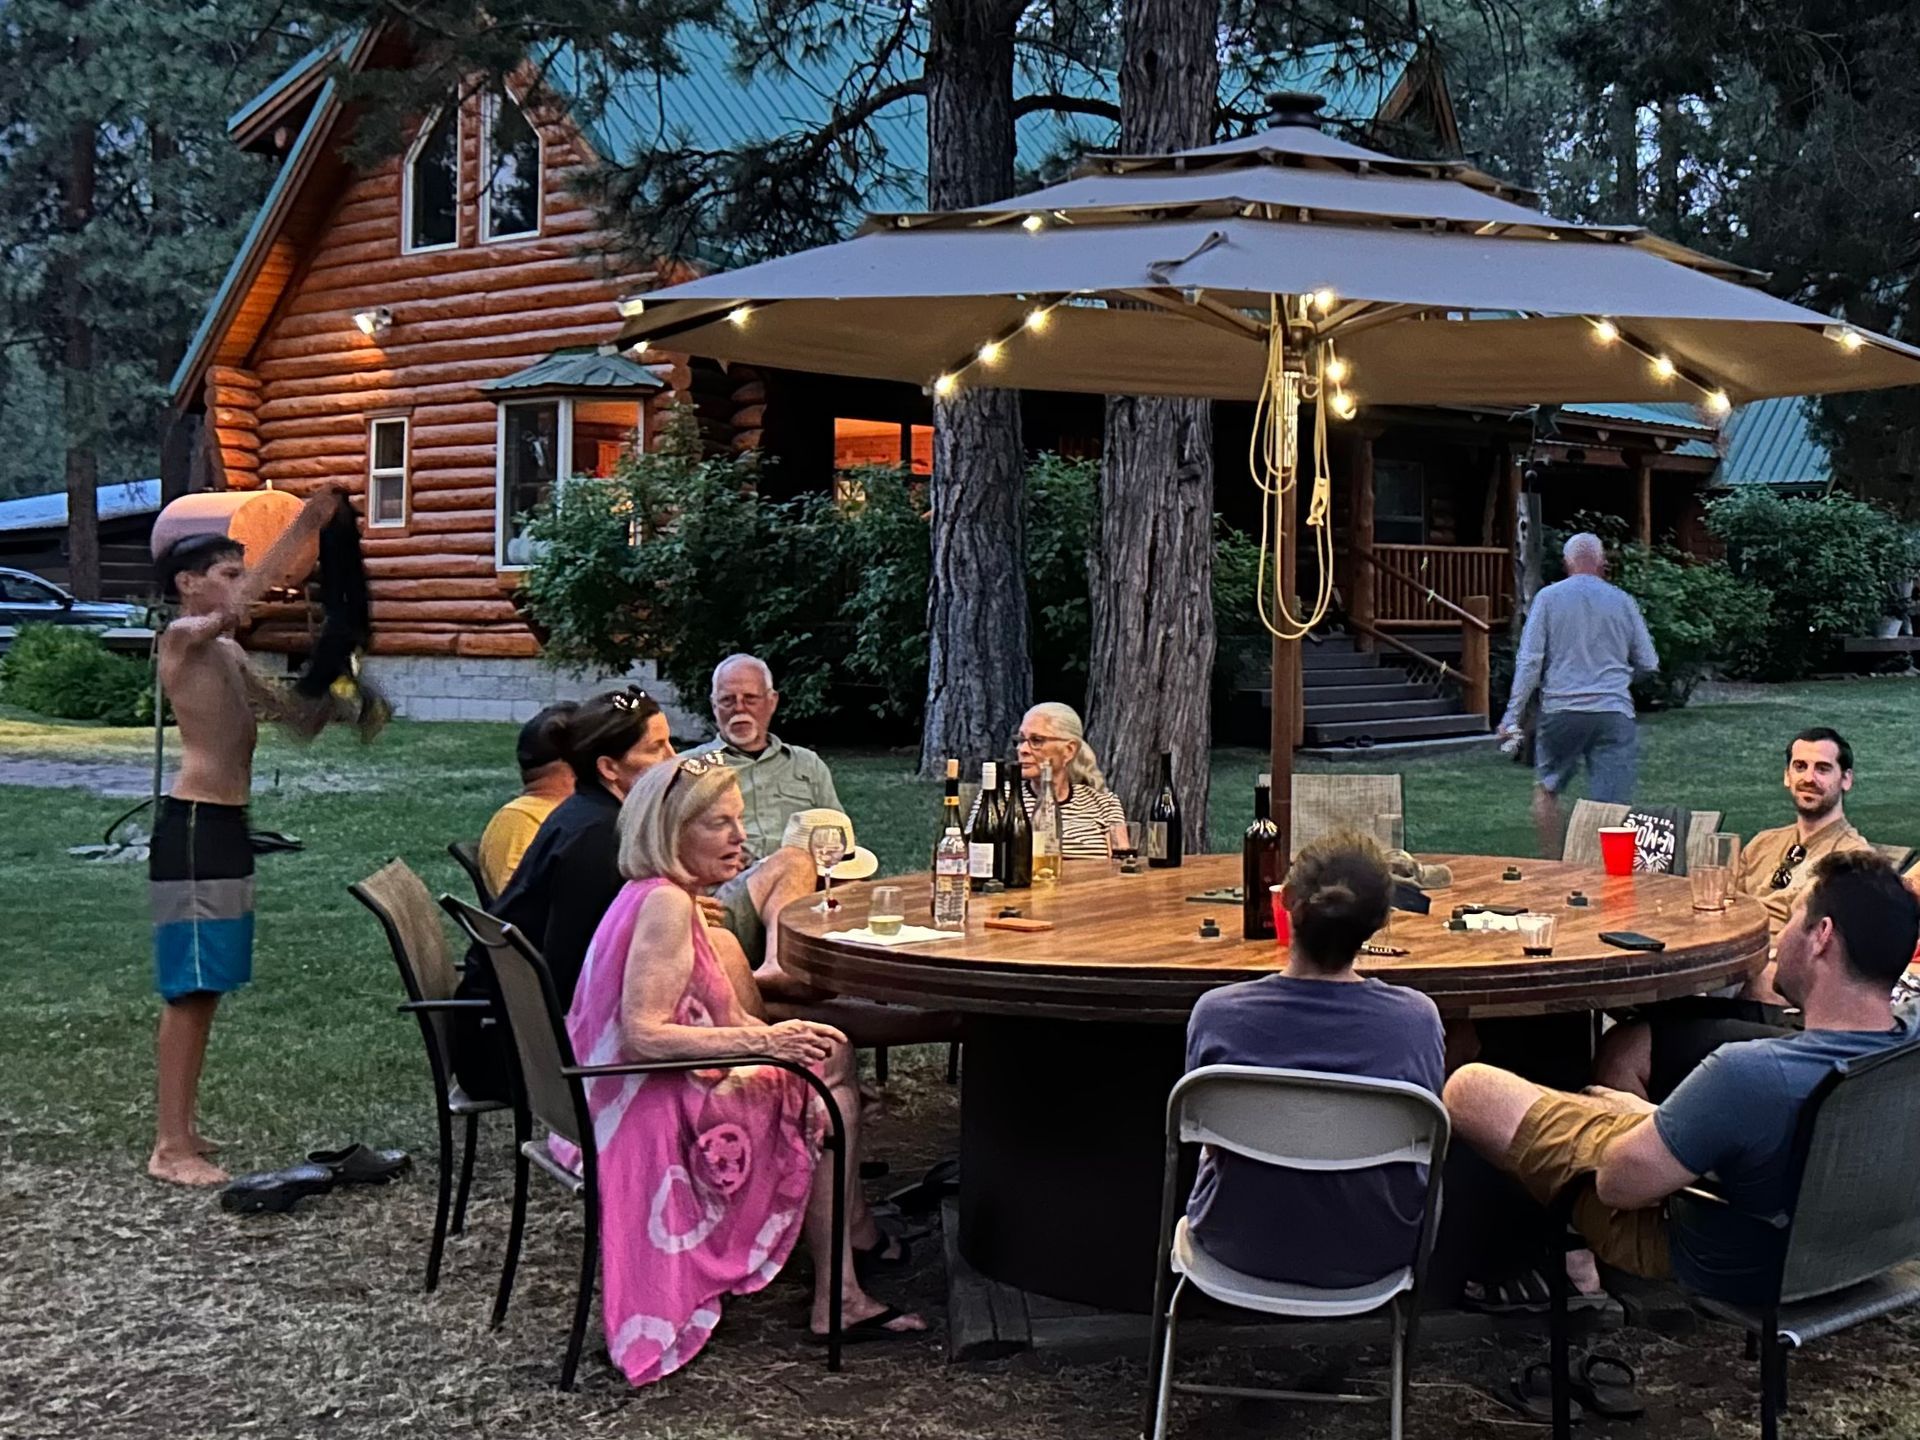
[553,755,922,1386]
[1014,701,1129,858]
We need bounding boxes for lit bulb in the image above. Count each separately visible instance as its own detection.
[1705,389,1731,415]
[1022,214,1045,233]
[933,373,958,397]
[627,340,651,358]
[1841,329,1866,352]
[727,306,752,326]
[1591,318,1620,344]
[1651,354,1677,380]
[1325,356,1350,385]
[977,340,1003,365]
[1331,392,1358,420]
[1024,307,1051,332]
[1311,287,1337,313]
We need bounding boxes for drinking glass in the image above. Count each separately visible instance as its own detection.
[869,885,905,937]
[1118,821,1147,874]
[1374,812,1406,856]
[1691,832,1739,912]
[1517,912,1557,956]
[809,825,848,913]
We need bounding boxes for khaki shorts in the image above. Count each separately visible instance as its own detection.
[1507,1092,1672,1280]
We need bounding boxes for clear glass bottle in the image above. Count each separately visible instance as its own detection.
[933,758,969,930]
[1031,761,1062,886]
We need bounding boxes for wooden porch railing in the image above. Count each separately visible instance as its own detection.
[1348,539,1492,721]
[1367,543,1512,629]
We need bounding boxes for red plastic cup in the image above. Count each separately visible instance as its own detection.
[1269,884,1291,945]
[1598,826,1636,877]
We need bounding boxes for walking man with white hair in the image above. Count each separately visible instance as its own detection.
[1498,532,1660,853]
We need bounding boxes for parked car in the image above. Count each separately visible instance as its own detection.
[0,567,146,630]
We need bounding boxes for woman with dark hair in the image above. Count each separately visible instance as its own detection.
[1181,833,1445,1288]
[451,686,675,1101]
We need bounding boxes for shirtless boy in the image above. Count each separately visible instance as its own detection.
[148,489,342,1185]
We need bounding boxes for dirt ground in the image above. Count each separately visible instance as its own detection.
[7,1081,1920,1440]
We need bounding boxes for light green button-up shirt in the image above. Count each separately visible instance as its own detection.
[685,732,843,862]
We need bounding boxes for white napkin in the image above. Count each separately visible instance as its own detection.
[833,924,967,946]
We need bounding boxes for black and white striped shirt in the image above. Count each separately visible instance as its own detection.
[1022,780,1128,859]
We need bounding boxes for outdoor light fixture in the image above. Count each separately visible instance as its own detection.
[352,306,392,338]
[626,340,651,358]
[1823,324,1867,352]
[1310,287,1337,313]
[1330,391,1358,420]
[1325,356,1350,385]
[727,306,753,326]
[1651,354,1677,379]
[1024,307,1051,332]
[933,373,958,397]
[1590,318,1620,344]
[1022,214,1046,233]
[1705,389,1732,415]
[617,295,647,318]
[976,340,1003,365]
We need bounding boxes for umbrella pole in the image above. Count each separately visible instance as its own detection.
[1270,475,1299,862]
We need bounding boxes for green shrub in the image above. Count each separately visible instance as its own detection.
[1705,490,1912,678]
[0,623,152,724]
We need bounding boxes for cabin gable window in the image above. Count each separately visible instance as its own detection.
[404,107,459,253]
[367,416,410,527]
[480,90,541,242]
[496,396,644,568]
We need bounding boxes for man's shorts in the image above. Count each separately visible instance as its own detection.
[1534,709,1638,803]
[1506,1090,1672,1280]
[712,866,765,961]
[150,798,255,1002]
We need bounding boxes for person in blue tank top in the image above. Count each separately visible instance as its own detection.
[1184,834,1446,1287]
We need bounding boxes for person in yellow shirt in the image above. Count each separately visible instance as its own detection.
[476,702,577,894]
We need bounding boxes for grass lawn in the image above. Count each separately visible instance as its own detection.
[2,678,1918,1439]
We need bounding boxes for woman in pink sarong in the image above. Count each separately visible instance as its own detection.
[553,754,924,1385]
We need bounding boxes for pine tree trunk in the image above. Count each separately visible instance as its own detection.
[1609,89,1638,221]
[62,115,99,597]
[919,0,1030,775]
[1086,0,1219,847]
[153,125,195,503]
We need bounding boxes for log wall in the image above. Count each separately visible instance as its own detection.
[206,86,672,658]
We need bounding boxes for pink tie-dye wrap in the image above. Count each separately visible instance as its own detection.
[549,877,823,1385]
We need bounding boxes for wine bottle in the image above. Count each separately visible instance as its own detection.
[933,759,969,930]
[1031,761,1062,886]
[1001,770,1033,888]
[1242,772,1284,940]
[967,761,1000,892]
[1148,750,1183,868]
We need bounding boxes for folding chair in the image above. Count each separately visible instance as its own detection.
[349,859,506,1292]
[1145,1065,1450,1440]
[1547,1040,1920,1440]
[447,839,494,908]
[439,894,850,1386]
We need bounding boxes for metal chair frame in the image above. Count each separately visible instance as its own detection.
[447,838,495,908]
[439,894,849,1386]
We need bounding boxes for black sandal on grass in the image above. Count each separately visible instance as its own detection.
[812,1305,921,1346]
[307,1144,412,1185]
[1501,1361,1584,1425]
[1572,1352,1645,1419]
[220,1163,336,1214]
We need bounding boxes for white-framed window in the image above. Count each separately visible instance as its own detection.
[480,89,541,242]
[403,106,459,253]
[496,396,644,568]
[367,416,409,528]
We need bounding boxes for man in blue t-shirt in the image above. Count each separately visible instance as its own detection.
[1445,850,1920,1303]
[1185,836,1446,1288]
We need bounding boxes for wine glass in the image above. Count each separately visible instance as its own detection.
[809,825,849,912]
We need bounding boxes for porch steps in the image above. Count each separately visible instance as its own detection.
[1292,635,1494,754]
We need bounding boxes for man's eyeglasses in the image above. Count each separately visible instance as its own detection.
[1770,843,1808,891]
[714,692,770,710]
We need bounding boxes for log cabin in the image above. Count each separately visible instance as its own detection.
[170,26,1774,733]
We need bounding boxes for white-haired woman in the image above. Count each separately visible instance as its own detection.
[553,755,923,1387]
[1014,702,1129,858]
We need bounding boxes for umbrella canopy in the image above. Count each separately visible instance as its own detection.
[616,121,1920,409]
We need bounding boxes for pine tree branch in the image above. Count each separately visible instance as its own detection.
[1012,92,1121,123]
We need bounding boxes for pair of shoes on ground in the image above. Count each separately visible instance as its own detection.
[1503,1353,1646,1423]
[220,1143,411,1214]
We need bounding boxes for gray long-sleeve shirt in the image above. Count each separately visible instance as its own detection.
[1499,572,1659,729]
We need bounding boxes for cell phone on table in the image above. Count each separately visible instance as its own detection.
[1599,931,1666,952]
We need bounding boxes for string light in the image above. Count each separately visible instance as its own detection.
[1822,324,1867,352]
[1021,214,1046,233]
[1331,392,1358,420]
[1704,390,1732,415]
[727,306,753,326]
[1591,318,1620,344]
[1249,296,1337,641]
[976,340,1003,365]
[932,373,958,397]
[1325,356,1350,385]
[1024,307,1050,332]
[1310,287,1337,313]
[1651,354,1677,380]
[626,340,651,358]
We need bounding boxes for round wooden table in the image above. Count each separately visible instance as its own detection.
[779,854,1768,1310]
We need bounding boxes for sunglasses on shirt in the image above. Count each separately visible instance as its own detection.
[1769,843,1808,891]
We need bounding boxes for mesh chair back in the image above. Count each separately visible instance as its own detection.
[352,860,462,1055]
[448,840,495,908]
[1561,801,1724,873]
[440,896,585,1149]
[1173,1065,1448,1172]
[1290,774,1405,860]
[1778,1042,1920,1303]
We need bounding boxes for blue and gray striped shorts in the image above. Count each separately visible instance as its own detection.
[150,798,255,1002]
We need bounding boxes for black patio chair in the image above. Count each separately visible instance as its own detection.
[448,839,494,908]
[1546,1038,1920,1440]
[438,894,849,1386]
[349,859,506,1292]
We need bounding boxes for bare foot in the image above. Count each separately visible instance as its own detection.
[191,1135,224,1156]
[148,1147,230,1187]
[1566,1248,1603,1297]
[812,1292,928,1336]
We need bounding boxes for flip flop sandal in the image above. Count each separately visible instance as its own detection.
[812,1305,922,1346]
[853,1233,913,1277]
[307,1144,412,1185]
[1572,1352,1645,1419]
[220,1163,337,1214]
[1501,1362,1584,1425]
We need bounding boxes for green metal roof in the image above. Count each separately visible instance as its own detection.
[1717,396,1830,488]
[1560,401,1719,458]
[226,34,350,135]
[480,347,666,393]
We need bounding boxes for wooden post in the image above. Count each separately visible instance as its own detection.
[1513,490,1544,643]
[1350,430,1376,650]
[1635,454,1654,549]
[1462,595,1491,720]
[1271,461,1300,860]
